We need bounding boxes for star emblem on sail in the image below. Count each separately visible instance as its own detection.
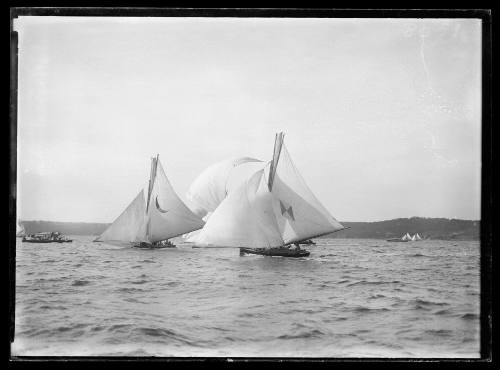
[187,132,346,248]
[94,155,205,246]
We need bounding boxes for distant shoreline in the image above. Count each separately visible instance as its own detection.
[17,217,480,241]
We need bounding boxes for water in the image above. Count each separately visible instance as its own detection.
[12,237,480,357]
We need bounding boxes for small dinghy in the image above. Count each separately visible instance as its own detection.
[300,239,316,245]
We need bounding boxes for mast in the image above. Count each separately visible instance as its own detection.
[268,132,285,192]
[145,154,159,241]
[146,154,159,213]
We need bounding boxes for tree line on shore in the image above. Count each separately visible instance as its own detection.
[17,217,479,241]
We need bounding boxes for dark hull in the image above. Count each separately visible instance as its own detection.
[386,239,409,242]
[240,247,310,258]
[300,240,316,245]
[132,242,175,249]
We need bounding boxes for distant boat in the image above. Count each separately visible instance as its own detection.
[189,132,346,257]
[387,233,410,242]
[299,239,316,245]
[413,233,423,241]
[95,155,205,249]
[22,231,72,243]
[16,221,26,238]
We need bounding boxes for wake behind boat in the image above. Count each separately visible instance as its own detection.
[188,132,346,257]
[95,155,205,249]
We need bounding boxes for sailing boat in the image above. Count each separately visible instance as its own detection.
[16,220,26,238]
[95,155,205,248]
[413,233,422,241]
[386,234,410,242]
[189,132,346,257]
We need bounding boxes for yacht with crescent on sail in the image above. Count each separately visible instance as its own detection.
[95,155,205,249]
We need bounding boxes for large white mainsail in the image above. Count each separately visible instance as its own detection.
[191,133,345,248]
[144,159,205,243]
[96,155,204,245]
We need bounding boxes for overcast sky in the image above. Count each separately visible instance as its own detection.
[14,17,481,223]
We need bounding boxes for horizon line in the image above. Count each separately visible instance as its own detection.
[16,216,481,224]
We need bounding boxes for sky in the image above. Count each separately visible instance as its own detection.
[14,17,482,223]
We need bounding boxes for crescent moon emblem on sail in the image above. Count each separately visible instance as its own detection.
[155,196,168,213]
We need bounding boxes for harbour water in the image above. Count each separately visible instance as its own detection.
[12,237,480,357]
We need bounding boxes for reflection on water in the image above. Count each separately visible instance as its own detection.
[13,237,479,357]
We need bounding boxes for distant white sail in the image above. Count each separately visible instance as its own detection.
[191,133,345,248]
[415,233,422,240]
[402,233,412,240]
[96,156,204,245]
[186,157,265,218]
[16,220,26,237]
[410,234,416,241]
[95,190,147,244]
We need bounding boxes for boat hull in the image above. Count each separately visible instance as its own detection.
[299,239,316,245]
[386,238,409,242]
[239,247,310,257]
[132,242,175,249]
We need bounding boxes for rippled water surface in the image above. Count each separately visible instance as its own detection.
[13,237,479,357]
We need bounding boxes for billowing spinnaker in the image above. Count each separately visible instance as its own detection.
[186,157,264,218]
[270,144,344,243]
[190,169,283,248]
[96,190,146,243]
[145,160,205,243]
